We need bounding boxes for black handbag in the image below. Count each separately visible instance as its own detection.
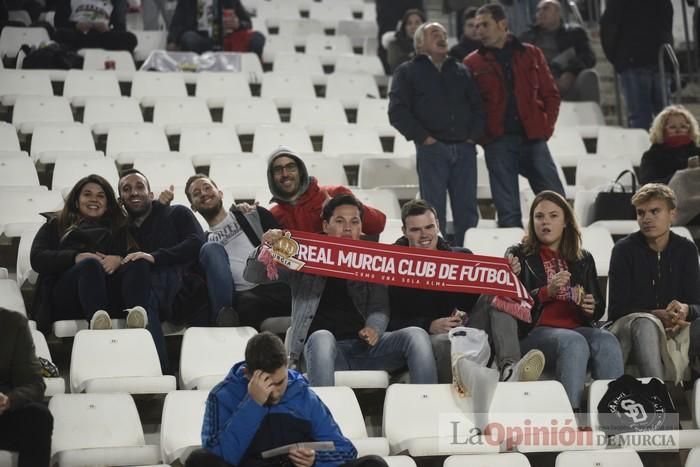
[592,170,638,222]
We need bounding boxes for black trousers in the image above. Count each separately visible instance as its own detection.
[236,282,292,330]
[0,402,53,467]
[54,28,137,52]
[186,449,389,467]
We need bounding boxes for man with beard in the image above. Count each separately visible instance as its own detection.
[118,169,205,371]
[185,174,291,329]
[389,21,485,248]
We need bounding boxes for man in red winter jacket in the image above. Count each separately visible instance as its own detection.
[464,2,565,228]
[265,147,387,236]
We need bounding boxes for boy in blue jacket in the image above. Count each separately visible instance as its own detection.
[187,332,387,467]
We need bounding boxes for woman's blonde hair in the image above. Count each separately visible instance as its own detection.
[649,105,700,145]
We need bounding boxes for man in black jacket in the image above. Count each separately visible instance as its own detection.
[0,308,53,467]
[118,169,205,371]
[389,21,485,247]
[600,0,673,129]
[185,174,291,329]
[388,200,544,383]
[608,184,700,379]
[520,0,598,102]
[54,0,137,51]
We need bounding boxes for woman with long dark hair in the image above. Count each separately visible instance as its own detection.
[507,190,623,410]
[30,174,150,331]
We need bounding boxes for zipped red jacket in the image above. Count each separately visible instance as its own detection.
[464,36,560,145]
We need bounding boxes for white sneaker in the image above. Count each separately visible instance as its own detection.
[501,349,545,382]
[126,306,148,329]
[90,310,112,330]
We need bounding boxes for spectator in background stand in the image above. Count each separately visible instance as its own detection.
[167,0,264,56]
[520,0,598,102]
[600,0,673,130]
[389,21,485,247]
[386,8,426,73]
[0,308,53,467]
[448,7,480,61]
[640,105,700,185]
[499,0,537,37]
[375,0,425,73]
[465,3,565,228]
[54,0,137,51]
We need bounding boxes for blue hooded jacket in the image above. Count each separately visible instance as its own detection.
[201,362,357,467]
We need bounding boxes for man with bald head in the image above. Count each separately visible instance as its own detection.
[389,21,485,247]
[520,0,597,101]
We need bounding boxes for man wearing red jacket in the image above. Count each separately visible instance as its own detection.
[464,3,565,228]
[265,147,387,236]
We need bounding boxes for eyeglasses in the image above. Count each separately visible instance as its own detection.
[272,162,298,175]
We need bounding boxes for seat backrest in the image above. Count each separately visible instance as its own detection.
[322,127,383,156]
[106,124,170,157]
[312,386,369,439]
[0,27,50,58]
[82,50,136,72]
[277,18,324,40]
[261,35,298,64]
[0,69,53,99]
[0,280,27,317]
[0,157,39,187]
[308,3,353,23]
[351,189,401,220]
[133,157,195,191]
[130,72,188,100]
[255,2,301,21]
[152,97,213,126]
[356,98,390,128]
[554,450,643,467]
[133,30,167,62]
[303,156,348,186]
[580,226,614,276]
[383,384,480,452]
[222,97,280,129]
[273,53,324,75]
[290,98,347,127]
[463,227,525,256]
[325,73,380,100]
[575,156,635,191]
[253,124,313,155]
[305,34,354,57]
[261,73,316,100]
[12,96,73,128]
[0,189,63,233]
[337,20,378,47]
[208,158,268,190]
[195,72,252,99]
[49,393,146,452]
[69,329,165,393]
[83,96,144,128]
[444,453,531,467]
[16,223,41,286]
[160,390,209,464]
[0,122,20,151]
[31,123,96,159]
[31,329,53,361]
[179,327,258,389]
[52,157,119,194]
[358,157,417,189]
[179,125,242,157]
[596,127,650,165]
[335,54,384,75]
[688,447,700,467]
[547,127,588,161]
[62,69,121,100]
[488,381,576,431]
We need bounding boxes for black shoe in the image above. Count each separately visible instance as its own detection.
[216,306,240,327]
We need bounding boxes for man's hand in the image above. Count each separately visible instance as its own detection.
[429,316,461,335]
[580,294,595,316]
[248,370,274,406]
[546,271,571,298]
[236,201,258,214]
[93,22,109,33]
[261,229,285,246]
[100,254,122,274]
[556,72,576,94]
[507,253,521,275]
[122,251,155,265]
[75,252,103,264]
[422,136,437,145]
[651,309,675,329]
[665,300,691,335]
[76,22,92,33]
[358,327,379,346]
[288,448,315,467]
[0,393,9,416]
[158,185,174,206]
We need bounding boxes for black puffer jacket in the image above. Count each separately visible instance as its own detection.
[639,143,700,185]
[506,243,605,336]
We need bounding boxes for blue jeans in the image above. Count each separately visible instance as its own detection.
[415,141,478,246]
[199,242,234,323]
[618,67,667,130]
[520,326,624,409]
[483,135,565,227]
[304,327,438,386]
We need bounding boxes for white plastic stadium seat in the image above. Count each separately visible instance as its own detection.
[335,54,384,76]
[308,2,353,28]
[49,393,161,466]
[208,157,269,199]
[253,125,313,155]
[273,53,324,77]
[160,390,209,464]
[463,227,524,257]
[82,96,145,135]
[133,158,195,193]
[356,98,395,137]
[179,125,243,166]
[290,98,348,136]
[82,49,136,81]
[152,97,213,135]
[12,96,73,134]
[179,327,257,390]
[325,72,380,107]
[574,157,634,191]
[130,71,188,105]
[261,35,298,64]
[312,386,390,456]
[0,26,50,60]
[276,18,324,46]
[556,102,606,138]
[303,156,348,186]
[133,30,168,62]
[687,447,700,467]
[554,450,643,467]
[69,329,176,394]
[31,329,65,396]
[195,72,252,108]
[444,453,531,467]
[261,73,316,107]
[0,278,27,317]
[52,158,119,197]
[106,124,170,164]
[0,69,53,107]
[0,189,62,238]
[0,450,17,466]
[305,34,353,66]
[16,224,41,286]
[223,97,281,135]
[0,122,20,150]
[382,384,499,456]
[0,157,39,188]
[358,157,419,201]
[30,123,100,163]
[547,127,589,168]
[595,126,650,166]
[580,226,614,276]
[351,189,401,221]
[62,69,121,106]
[322,127,384,166]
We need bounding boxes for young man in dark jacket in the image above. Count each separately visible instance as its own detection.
[600,0,672,129]
[186,174,291,329]
[118,169,205,371]
[388,199,544,383]
[608,183,700,379]
[0,308,53,467]
[464,3,565,229]
[519,0,598,102]
[389,21,485,247]
[187,332,387,467]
